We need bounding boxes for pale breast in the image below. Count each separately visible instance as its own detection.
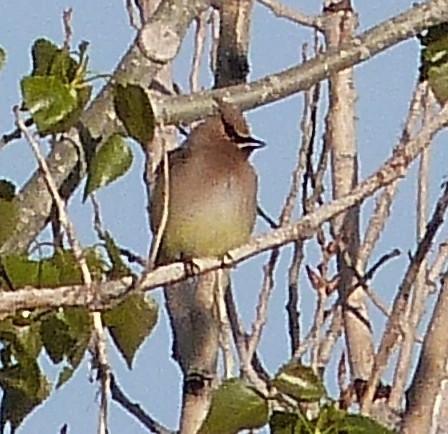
[156,142,258,261]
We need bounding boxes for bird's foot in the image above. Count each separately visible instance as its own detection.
[219,252,235,269]
[183,258,201,278]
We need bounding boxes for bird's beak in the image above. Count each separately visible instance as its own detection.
[237,135,266,151]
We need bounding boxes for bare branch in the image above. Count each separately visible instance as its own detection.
[323,1,374,381]
[110,374,173,434]
[403,274,448,432]
[287,241,303,355]
[14,108,111,434]
[190,11,208,92]
[125,0,141,30]
[357,83,426,271]
[362,179,448,413]
[1,103,448,320]
[158,1,448,125]
[1,0,212,256]
[62,8,73,51]
[257,0,322,30]
[389,87,436,410]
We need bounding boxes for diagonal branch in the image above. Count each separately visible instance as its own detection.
[2,0,447,259]
[2,103,448,320]
[157,0,448,125]
[361,178,448,413]
[0,0,212,256]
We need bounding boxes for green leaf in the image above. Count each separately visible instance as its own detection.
[0,320,42,361]
[0,255,59,289]
[0,198,18,247]
[419,23,448,104]
[199,378,269,434]
[0,46,6,71]
[0,359,50,431]
[25,38,91,134]
[21,75,78,135]
[341,414,395,433]
[52,248,107,286]
[30,38,89,85]
[52,250,84,286]
[63,308,92,369]
[39,307,91,387]
[56,366,75,389]
[51,84,92,134]
[272,361,326,402]
[113,83,155,146]
[83,133,133,201]
[103,231,132,279]
[49,50,78,84]
[14,322,43,361]
[0,179,16,201]
[308,404,396,433]
[31,38,61,76]
[269,411,302,434]
[104,294,158,369]
[0,180,17,247]
[40,313,73,364]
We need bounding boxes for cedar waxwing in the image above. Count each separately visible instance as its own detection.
[150,100,264,265]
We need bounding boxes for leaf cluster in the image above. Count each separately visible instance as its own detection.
[198,362,394,434]
[419,22,448,104]
[0,241,157,431]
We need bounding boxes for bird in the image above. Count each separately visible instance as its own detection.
[150,99,264,266]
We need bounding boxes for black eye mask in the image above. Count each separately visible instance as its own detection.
[222,116,265,146]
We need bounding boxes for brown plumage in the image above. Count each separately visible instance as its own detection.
[150,100,264,265]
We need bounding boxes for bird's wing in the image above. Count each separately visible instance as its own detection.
[149,145,191,234]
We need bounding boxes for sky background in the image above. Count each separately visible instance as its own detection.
[0,1,446,433]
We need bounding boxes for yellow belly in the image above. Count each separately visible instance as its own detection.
[162,201,254,260]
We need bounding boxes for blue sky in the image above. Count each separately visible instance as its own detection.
[0,1,445,433]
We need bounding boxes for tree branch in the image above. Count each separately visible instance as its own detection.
[156,0,448,125]
[3,0,447,259]
[1,0,212,256]
[2,103,447,319]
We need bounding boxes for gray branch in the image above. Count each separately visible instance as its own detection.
[2,101,447,318]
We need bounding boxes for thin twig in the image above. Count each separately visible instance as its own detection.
[14,108,110,434]
[311,286,327,373]
[190,11,208,92]
[389,86,436,410]
[62,8,74,51]
[149,133,169,268]
[286,241,303,355]
[293,303,338,360]
[245,248,279,368]
[224,288,269,394]
[125,0,141,30]
[0,117,33,149]
[362,179,448,413]
[110,374,173,434]
[118,248,147,268]
[257,0,322,30]
[358,83,426,271]
[427,241,448,290]
[216,270,234,379]
[246,43,322,368]
[302,80,323,212]
[316,305,343,369]
[257,206,278,229]
[91,195,146,268]
[209,8,220,75]
[348,249,401,317]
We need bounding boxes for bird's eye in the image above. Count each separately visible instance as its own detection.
[222,119,251,143]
